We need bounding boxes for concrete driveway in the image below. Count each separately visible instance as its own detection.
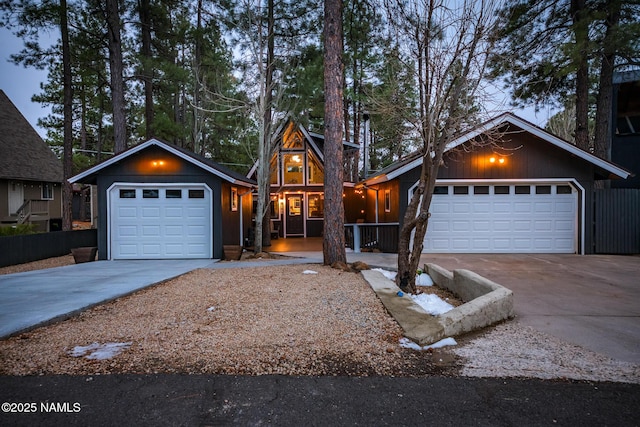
[342,252,640,365]
[0,259,219,339]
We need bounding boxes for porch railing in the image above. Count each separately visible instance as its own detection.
[16,199,50,226]
[344,222,399,253]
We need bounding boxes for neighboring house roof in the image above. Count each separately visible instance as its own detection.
[0,90,63,183]
[69,138,256,187]
[363,112,632,185]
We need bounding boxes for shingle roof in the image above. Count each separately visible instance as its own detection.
[69,138,256,187]
[0,90,63,183]
[362,112,632,185]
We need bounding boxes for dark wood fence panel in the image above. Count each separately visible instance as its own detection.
[595,189,640,254]
[0,229,98,267]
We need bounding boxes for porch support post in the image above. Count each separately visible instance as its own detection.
[353,224,361,253]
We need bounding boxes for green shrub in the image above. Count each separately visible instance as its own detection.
[0,224,37,236]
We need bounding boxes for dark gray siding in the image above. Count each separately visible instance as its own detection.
[394,130,601,253]
[95,146,225,259]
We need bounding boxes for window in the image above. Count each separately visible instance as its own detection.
[384,189,391,212]
[307,151,324,184]
[270,156,279,185]
[495,186,510,195]
[308,193,324,218]
[433,186,449,195]
[143,189,159,198]
[557,185,572,194]
[473,186,489,195]
[189,189,205,199]
[41,183,53,200]
[283,153,304,184]
[230,187,238,211]
[166,189,182,199]
[453,186,469,195]
[535,185,551,194]
[515,185,531,194]
[120,189,136,198]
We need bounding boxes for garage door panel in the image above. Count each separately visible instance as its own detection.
[165,225,184,236]
[142,207,160,219]
[118,225,137,237]
[165,207,183,218]
[110,184,212,259]
[142,225,161,236]
[422,183,577,253]
[452,203,471,213]
[534,220,553,231]
[118,207,137,218]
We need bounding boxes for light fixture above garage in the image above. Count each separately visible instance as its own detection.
[489,156,506,165]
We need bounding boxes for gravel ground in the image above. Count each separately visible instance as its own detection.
[1,255,639,383]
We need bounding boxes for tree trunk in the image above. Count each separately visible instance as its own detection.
[60,0,73,232]
[594,1,620,161]
[255,0,276,254]
[323,0,347,265]
[139,0,154,140]
[571,0,590,151]
[106,0,127,153]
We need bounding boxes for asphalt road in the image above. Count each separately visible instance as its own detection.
[1,374,639,426]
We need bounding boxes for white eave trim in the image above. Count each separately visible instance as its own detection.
[69,139,253,186]
[364,113,631,184]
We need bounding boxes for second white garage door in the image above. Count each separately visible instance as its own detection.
[109,184,212,259]
[420,182,578,253]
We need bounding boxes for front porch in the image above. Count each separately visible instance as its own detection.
[249,222,400,254]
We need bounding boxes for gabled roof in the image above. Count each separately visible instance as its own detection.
[363,112,632,185]
[0,90,63,183]
[69,138,256,187]
[247,121,360,178]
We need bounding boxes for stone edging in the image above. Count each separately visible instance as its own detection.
[361,264,514,346]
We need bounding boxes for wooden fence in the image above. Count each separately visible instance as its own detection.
[594,189,640,254]
[0,229,97,268]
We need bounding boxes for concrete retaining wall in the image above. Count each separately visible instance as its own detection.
[362,264,514,346]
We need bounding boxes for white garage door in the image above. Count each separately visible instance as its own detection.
[109,184,212,259]
[421,183,578,253]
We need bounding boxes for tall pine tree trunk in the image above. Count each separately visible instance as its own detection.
[571,0,590,151]
[106,0,127,153]
[594,1,620,161]
[139,0,154,140]
[323,0,346,265]
[60,0,73,232]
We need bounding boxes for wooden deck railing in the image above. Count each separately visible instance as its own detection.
[345,222,399,253]
[17,199,50,225]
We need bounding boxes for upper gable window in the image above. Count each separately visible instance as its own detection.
[307,150,324,185]
[283,153,304,184]
[282,125,304,149]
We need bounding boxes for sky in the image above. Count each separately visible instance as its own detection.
[0,27,54,138]
[1,26,557,142]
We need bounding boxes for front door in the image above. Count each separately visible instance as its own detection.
[8,181,24,214]
[285,194,304,236]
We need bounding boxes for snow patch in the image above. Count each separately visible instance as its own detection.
[399,337,457,351]
[303,270,318,275]
[411,293,454,315]
[70,342,132,360]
